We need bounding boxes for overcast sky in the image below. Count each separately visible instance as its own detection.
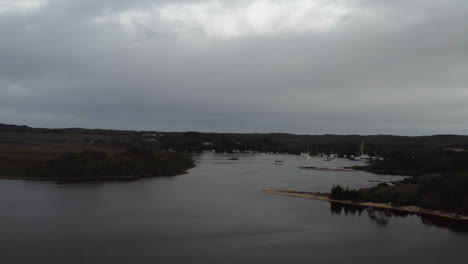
[1,0,467,135]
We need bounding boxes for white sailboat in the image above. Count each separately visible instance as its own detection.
[302,148,312,159]
[355,141,370,160]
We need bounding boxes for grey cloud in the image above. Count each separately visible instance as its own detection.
[0,0,467,135]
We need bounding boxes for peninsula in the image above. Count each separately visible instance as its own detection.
[263,190,468,221]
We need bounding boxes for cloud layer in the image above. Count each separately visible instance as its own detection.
[1,0,467,135]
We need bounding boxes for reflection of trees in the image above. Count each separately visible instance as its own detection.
[329,202,388,227]
[367,208,388,227]
[330,202,344,215]
[329,202,468,233]
[420,216,468,232]
[330,202,366,216]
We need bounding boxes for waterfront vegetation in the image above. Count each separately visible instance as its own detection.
[0,124,194,180]
[334,145,468,214]
[0,147,194,181]
[353,148,468,175]
[330,173,468,214]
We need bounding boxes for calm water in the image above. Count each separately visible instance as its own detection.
[1,153,467,264]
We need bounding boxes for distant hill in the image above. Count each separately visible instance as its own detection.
[2,123,468,156]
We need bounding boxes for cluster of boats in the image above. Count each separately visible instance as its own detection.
[226,142,384,164]
[350,142,384,161]
[300,142,384,161]
[301,151,337,161]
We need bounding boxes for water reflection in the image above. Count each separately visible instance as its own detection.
[330,202,468,232]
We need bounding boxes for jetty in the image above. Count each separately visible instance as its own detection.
[299,166,354,172]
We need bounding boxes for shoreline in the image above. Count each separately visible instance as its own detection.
[0,173,185,182]
[263,190,468,221]
[0,165,196,182]
[349,166,420,176]
[299,167,354,172]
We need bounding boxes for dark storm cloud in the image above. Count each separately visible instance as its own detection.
[0,0,467,135]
